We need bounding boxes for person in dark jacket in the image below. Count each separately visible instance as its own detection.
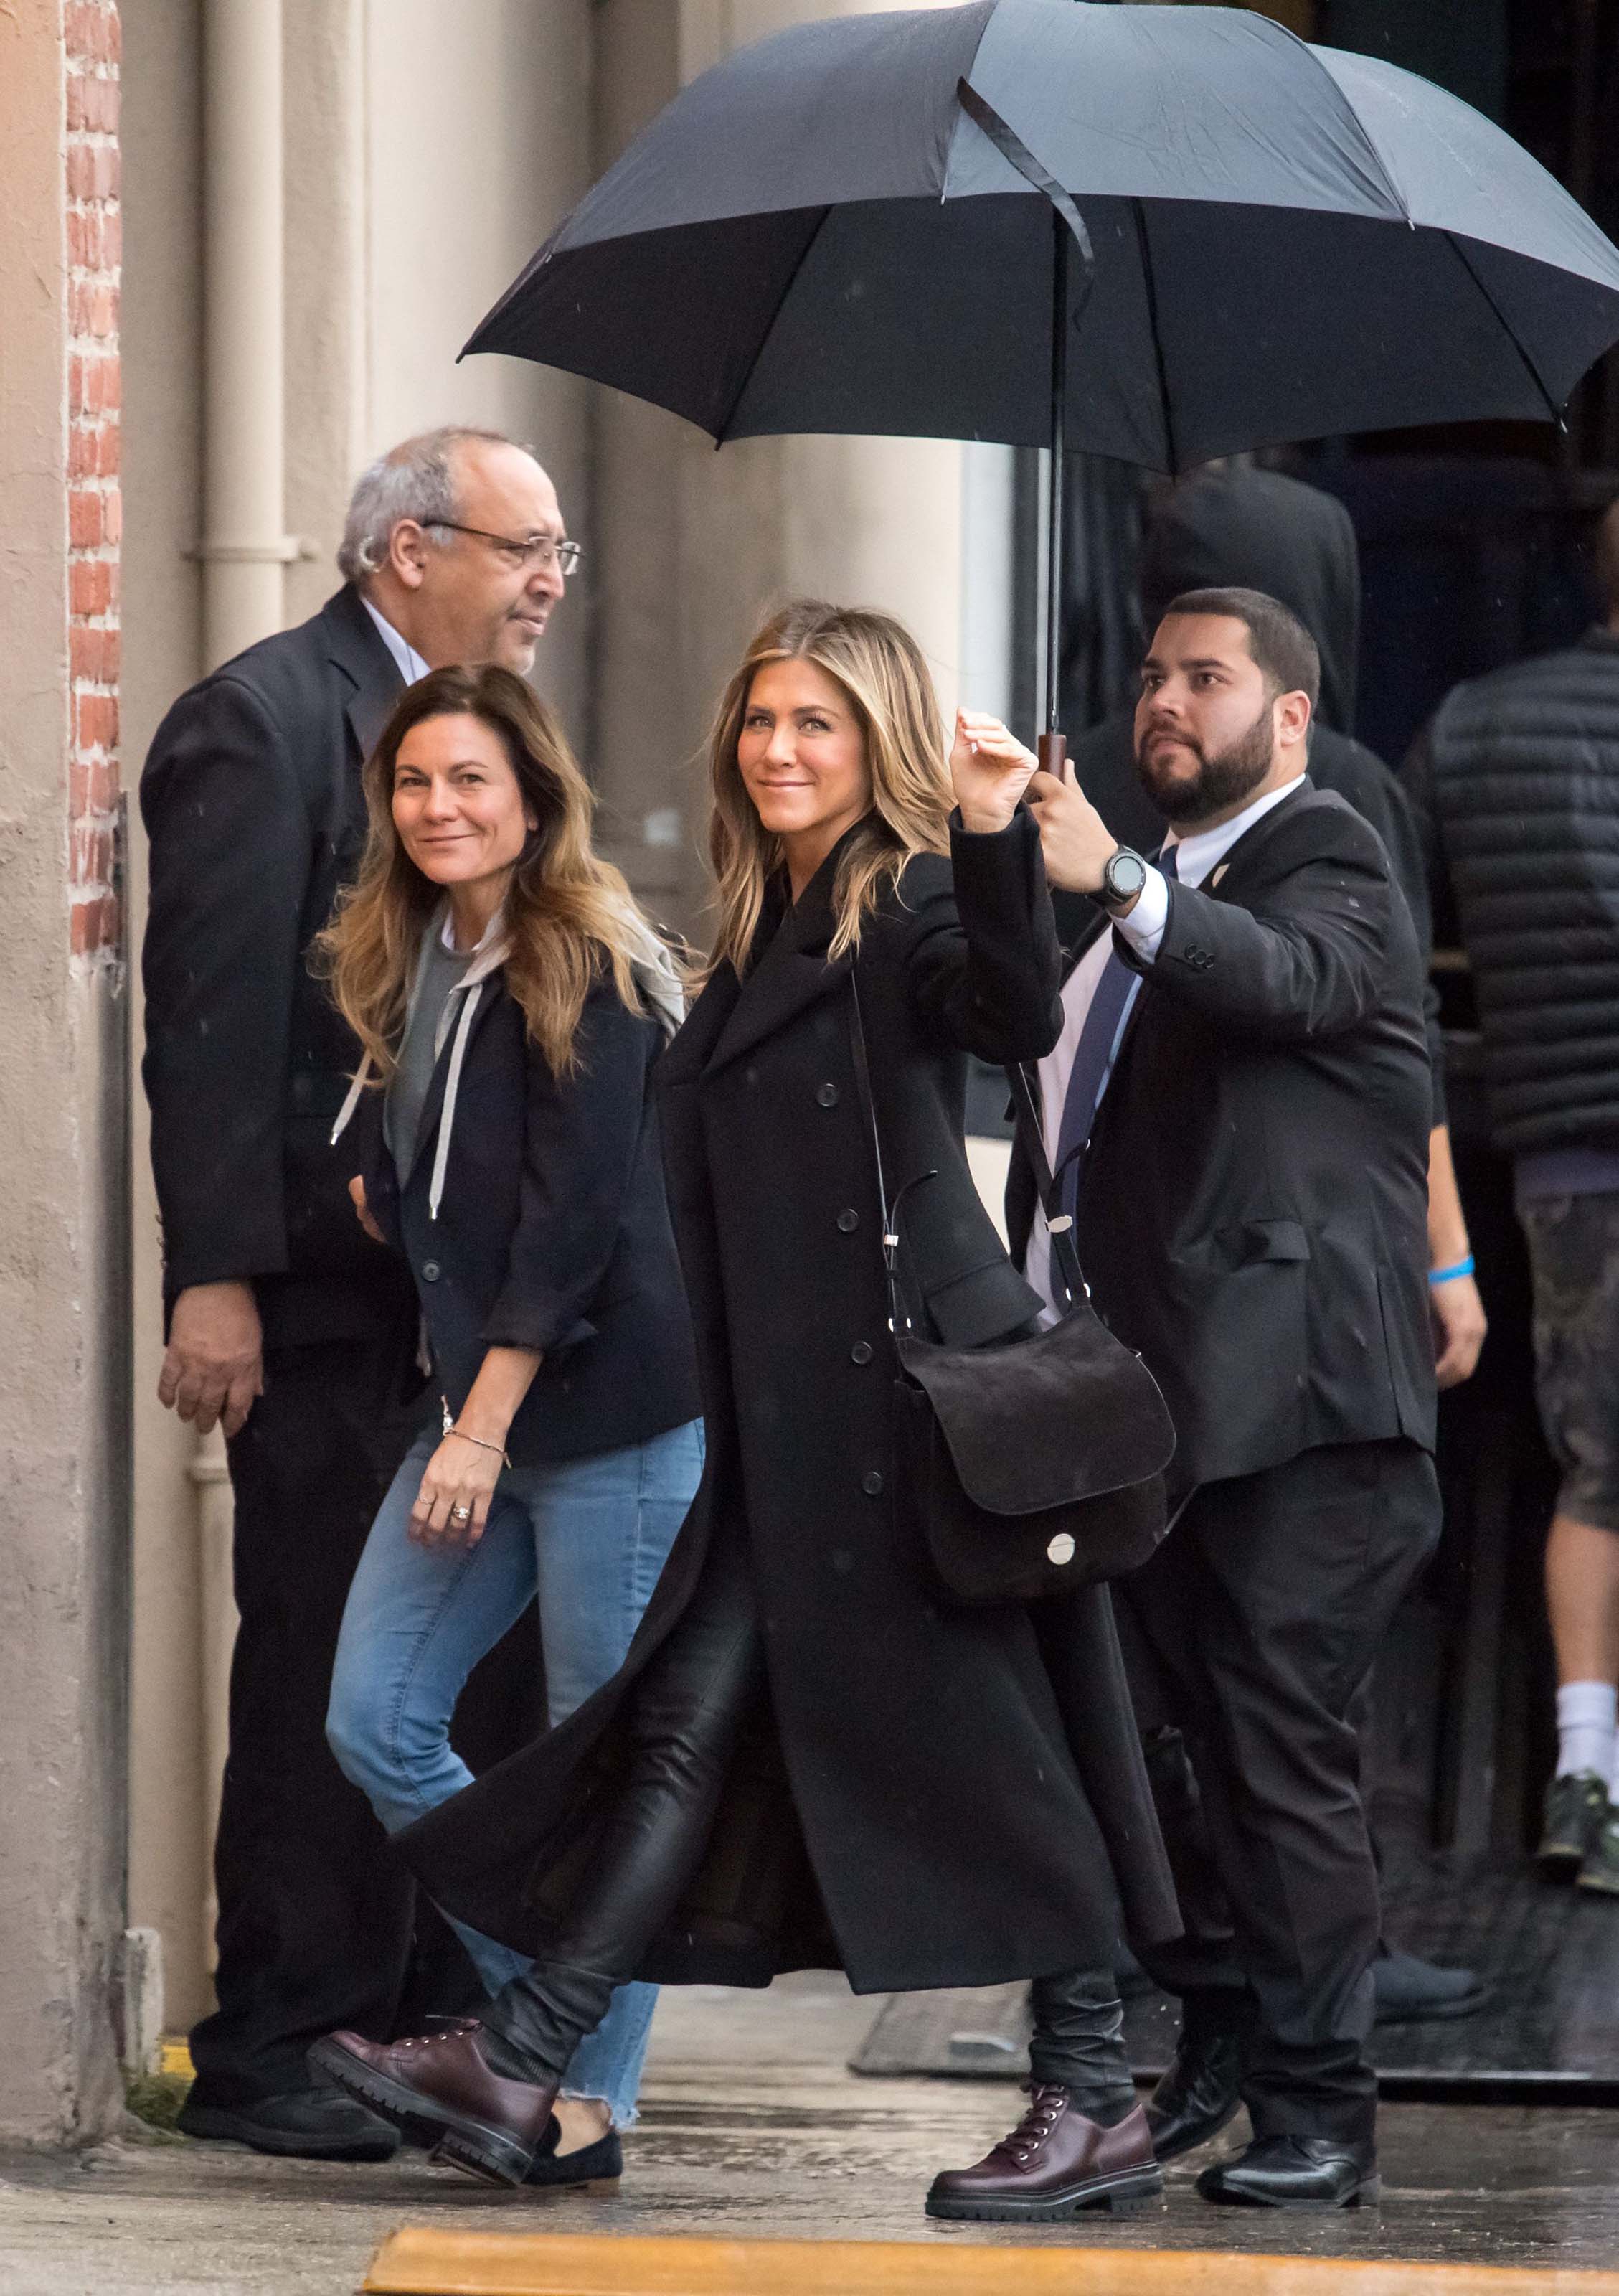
[1066,467,1485,2051]
[1403,494,1619,1895]
[318,666,702,2184]
[1016,589,1441,2208]
[1067,466,1486,1391]
[313,601,1180,2220]
[140,425,578,2155]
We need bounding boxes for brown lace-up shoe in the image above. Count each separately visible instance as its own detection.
[308,2025,558,2186]
[925,2086,1163,2222]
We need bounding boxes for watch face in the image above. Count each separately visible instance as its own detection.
[1108,850,1147,900]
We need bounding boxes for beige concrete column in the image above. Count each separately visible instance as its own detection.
[121,0,212,2031]
[0,0,129,2145]
[200,0,291,664]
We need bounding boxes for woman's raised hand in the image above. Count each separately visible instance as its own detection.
[950,709,1039,835]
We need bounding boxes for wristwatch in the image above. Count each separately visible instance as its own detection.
[1091,845,1148,914]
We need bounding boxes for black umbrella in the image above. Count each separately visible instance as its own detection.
[466,0,1619,761]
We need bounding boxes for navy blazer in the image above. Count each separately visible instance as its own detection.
[355,971,701,1468]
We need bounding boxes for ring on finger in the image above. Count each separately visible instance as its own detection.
[450,1504,471,1524]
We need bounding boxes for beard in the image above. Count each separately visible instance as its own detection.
[1135,700,1275,824]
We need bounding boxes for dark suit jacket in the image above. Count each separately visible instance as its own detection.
[141,585,417,1347]
[1007,784,1436,1490]
[354,974,702,1468]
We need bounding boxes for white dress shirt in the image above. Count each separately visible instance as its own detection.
[362,596,432,686]
[1027,773,1306,1314]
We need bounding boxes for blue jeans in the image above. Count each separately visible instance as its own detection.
[327,1416,702,2128]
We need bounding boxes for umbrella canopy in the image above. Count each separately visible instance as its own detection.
[466,0,1619,473]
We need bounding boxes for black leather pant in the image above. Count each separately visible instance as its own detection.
[483,1530,763,2081]
[481,1528,1136,2119]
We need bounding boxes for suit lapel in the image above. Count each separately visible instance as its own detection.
[321,583,405,770]
[1098,784,1315,1097]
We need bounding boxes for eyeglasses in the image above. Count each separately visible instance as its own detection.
[428,521,582,577]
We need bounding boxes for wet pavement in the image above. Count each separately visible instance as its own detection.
[1,1973,1615,2292]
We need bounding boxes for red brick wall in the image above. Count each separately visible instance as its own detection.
[66,0,121,966]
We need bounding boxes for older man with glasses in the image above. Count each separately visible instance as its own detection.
[141,425,580,2160]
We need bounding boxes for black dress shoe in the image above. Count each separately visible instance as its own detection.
[1197,2134,1378,2209]
[1144,2031,1242,2162]
[176,2084,399,2160]
[1373,1947,1485,2024]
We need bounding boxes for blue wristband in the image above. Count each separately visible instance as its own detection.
[1428,1255,1476,1286]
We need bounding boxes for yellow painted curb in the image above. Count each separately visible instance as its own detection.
[361,2229,1619,2296]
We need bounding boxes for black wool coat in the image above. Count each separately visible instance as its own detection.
[141,585,415,1346]
[353,974,702,1468]
[399,813,1181,1992]
[1007,784,1436,1494]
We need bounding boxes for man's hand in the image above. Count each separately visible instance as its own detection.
[949,710,1039,834]
[158,1279,264,1439]
[1026,758,1120,895]
[349,1174,386,1245]
[1431,1271,1487,1390]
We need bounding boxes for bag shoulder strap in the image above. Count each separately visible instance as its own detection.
[846,974,913,1334]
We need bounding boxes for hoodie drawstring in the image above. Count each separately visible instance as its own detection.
[330,1055,372,1147]
[427,981,482,1221]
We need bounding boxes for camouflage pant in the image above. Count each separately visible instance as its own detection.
[1521,1190,1619,1533]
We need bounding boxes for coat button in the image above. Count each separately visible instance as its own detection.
[851,1341,874,1365]
[862,1470,884,1497]
[837,1208,859,1233]
[421,1260,441,1282]
[1047,1533,1076,1566]
[817,1082,839,1108]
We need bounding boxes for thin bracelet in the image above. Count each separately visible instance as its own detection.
[1428,1254,1476,1287]
[440,1396,511,1467]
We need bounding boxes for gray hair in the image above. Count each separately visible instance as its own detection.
[337,425,532,583]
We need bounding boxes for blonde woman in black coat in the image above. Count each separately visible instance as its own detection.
[315,603,1179,2221]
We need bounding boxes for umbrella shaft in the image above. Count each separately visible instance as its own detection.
[1044,204,1067,741]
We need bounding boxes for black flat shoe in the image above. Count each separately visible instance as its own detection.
[521,2124,623,2187]
[1144,2031,1242,2162]
[1196,2133,1378,2210]
[177,2084,399,2161]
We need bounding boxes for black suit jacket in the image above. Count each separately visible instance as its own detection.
[1007,784,1436,1490]
[354,974,702,1468]
[141,585,416,1346]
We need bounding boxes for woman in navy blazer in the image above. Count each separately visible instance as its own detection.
[318,664,701,2180]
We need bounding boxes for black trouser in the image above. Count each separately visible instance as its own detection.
[191,1327,542,2104]
[482,1530,1136,2119]
[1119,1438,1439,2149]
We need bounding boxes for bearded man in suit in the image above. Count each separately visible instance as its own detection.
[1009,587,1440,2209]
[141,425,577,2157]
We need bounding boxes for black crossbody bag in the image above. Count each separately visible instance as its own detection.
[849,980,1174,1606]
